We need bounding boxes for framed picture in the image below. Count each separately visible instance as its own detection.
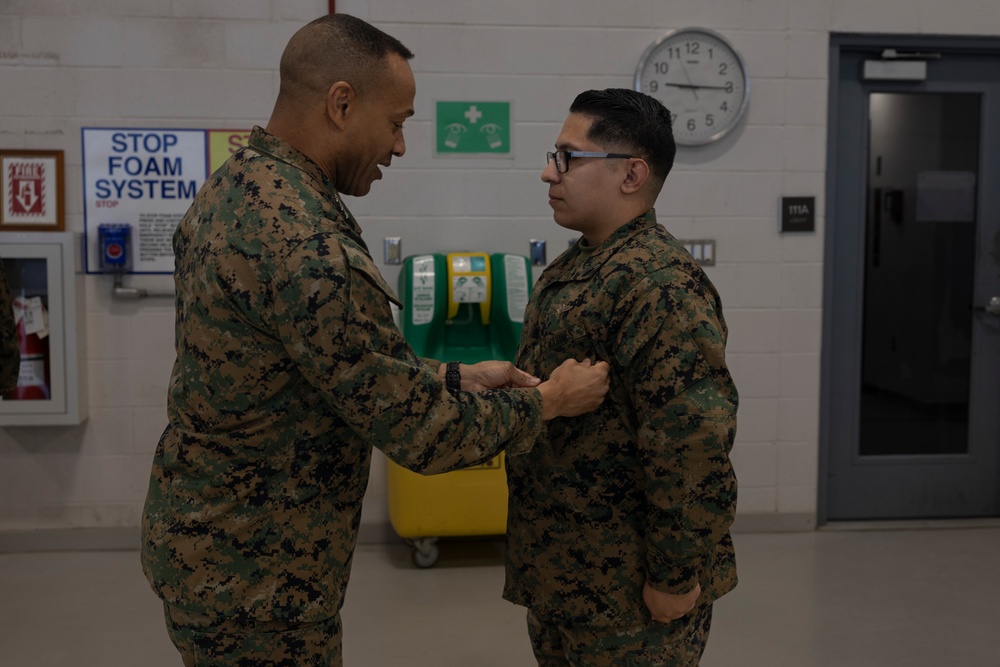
[0,149,65,231]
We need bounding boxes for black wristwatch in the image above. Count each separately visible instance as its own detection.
[445,361,461,391]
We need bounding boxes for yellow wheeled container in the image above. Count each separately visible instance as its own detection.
[387,453,508,567]
[388,252,531,567]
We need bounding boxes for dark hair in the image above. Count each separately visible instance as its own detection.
[278,14,414,100]
[569,88,676,187]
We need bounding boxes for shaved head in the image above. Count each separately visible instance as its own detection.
[266,14,416,194]
[276,14,414,104]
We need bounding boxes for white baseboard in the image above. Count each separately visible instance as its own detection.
[0,522,403,554]
[731,512,816,533]
[0,514,818,554]
[0,527,139,553]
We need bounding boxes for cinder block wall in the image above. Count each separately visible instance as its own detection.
[2,0,997,545]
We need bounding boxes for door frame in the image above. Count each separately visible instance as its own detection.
[820,33,1000,525]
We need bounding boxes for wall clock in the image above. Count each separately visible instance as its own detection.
[634,27,750,146]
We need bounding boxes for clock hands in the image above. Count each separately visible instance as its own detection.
[661,82,730,91]
[635,29,748,145]
[677,58,700,102]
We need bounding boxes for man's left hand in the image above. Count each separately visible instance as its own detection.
[459,361,541,392]
[643,581,701,623]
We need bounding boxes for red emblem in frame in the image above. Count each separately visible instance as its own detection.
[0,149,64,231]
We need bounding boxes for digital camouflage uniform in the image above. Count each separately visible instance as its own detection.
[505,211,738,665]
[141,126,542,661]
[0,260,20,393]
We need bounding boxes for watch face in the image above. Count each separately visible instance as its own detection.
[634,28,750,146]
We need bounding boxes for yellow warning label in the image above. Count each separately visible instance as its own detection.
[464,456,502,471]
[207,130,252,174]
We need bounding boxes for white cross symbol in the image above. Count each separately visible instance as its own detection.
[464,105,483,124]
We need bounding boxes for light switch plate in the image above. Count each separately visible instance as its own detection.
[679,239,716,267]
[384,236,402,264]
[529,239,546,266]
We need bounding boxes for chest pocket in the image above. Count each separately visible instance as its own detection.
[532,319,644,437]
[340,243,402,309]
[525,322,602,379]
[338,242,412,361]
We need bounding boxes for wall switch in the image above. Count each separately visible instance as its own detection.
[701,240,714,264]
[679,239,716,267]
[530,239,547,266]
[384,236,402,264]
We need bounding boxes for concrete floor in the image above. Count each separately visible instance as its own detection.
[1,526,999,666]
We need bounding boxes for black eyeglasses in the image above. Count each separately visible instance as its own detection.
[546,150,633,173]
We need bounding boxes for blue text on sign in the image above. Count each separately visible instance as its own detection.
[111,132,179,153]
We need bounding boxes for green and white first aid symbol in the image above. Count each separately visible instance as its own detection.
[436,101,511,154]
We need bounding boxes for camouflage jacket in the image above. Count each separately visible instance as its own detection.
[0,261,19,392]
[141,126,542,623]
[504,211,738,626]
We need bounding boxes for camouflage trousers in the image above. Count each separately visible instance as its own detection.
[527,603,713,667]
[164,604,343,666]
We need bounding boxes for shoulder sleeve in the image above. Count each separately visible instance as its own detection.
[270,234,543,473]
[615,275,738,595]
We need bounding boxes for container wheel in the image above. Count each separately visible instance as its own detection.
[410,537,439,568]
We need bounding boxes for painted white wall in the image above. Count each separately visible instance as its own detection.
[2,0,999,540]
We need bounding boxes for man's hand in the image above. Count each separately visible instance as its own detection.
[642,581,701,623]
[536,358,610,420]
[456,361,541,392]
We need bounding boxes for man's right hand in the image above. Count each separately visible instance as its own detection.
[536,358,610,420]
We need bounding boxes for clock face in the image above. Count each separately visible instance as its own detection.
[634,28,750,146]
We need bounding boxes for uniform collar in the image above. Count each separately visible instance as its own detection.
[247,126,365,243]
[539,209,659,285]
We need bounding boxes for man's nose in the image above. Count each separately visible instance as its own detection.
[541,160,560,183]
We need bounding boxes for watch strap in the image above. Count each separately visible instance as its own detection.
[445,361,461,391]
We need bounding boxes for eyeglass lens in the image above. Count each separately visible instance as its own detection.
[546,150,567,173]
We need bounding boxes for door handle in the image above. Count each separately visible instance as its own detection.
[971,296,1000,316]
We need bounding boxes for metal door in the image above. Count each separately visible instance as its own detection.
[823,36,1000,521]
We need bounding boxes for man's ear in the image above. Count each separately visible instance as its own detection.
[621,158,650,195]
[326,81,355,129]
